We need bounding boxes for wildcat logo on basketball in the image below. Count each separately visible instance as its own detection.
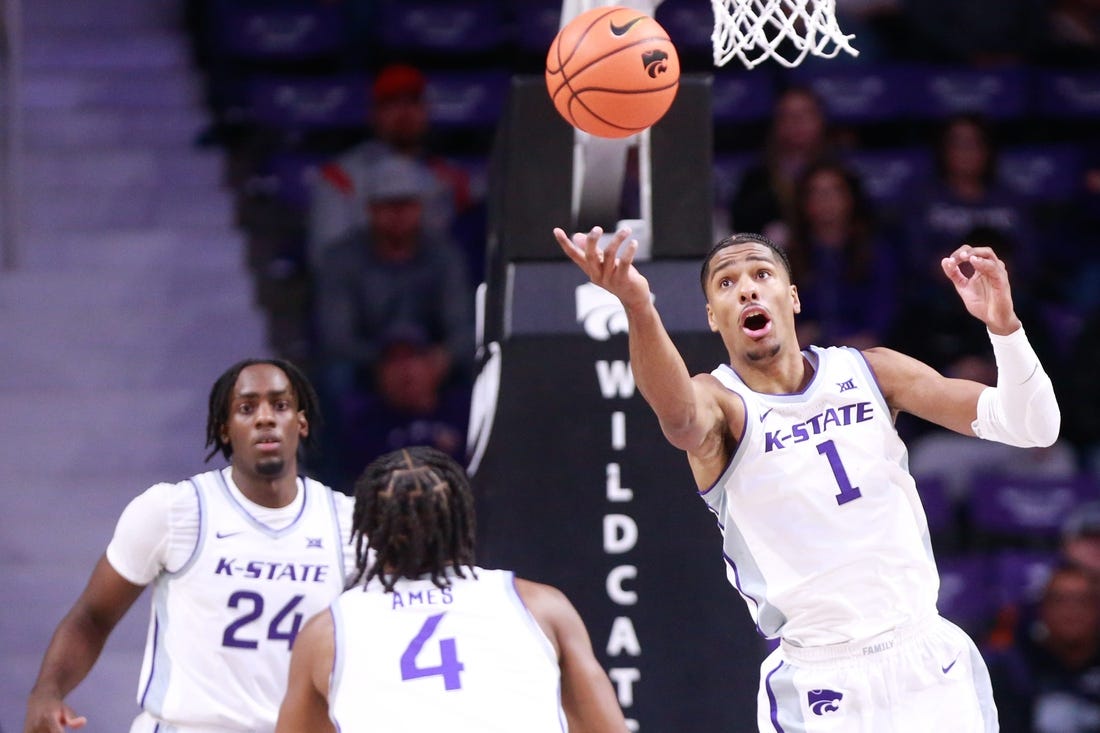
[807,689,844,715]
[641,49,669,78]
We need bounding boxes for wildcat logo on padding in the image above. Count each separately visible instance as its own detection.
[575,282,629,341]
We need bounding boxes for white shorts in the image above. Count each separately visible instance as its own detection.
[756,615,999,732]
[129,711,261,733]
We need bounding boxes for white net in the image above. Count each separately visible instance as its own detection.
[711,0,859,69]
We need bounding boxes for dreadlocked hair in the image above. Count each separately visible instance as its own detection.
[349,446,477,593]
[203,358,322,462]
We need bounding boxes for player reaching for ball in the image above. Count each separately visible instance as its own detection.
[24,359,356,733]
[554,226,1060,731]
[274,446,627,733]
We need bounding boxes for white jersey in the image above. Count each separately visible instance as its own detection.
[701,346,940,646]
[125,469,351,732]
[329,568,567,732]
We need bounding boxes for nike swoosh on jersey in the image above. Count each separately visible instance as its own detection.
[216,530,243,539]
[609,16,645,35]
[759,408,774,422]
[941,654,960,674]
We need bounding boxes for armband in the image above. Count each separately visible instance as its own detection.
[971,327,1060,448]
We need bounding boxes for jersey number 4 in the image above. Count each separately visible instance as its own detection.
[817,439,862,505]
[401,612,465,690]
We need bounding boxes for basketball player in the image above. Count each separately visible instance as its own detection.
[554,226,1061,731]
[23,359,356,733]
[275,446,627,733]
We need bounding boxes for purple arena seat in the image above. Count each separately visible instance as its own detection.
[514,0,562,55]
[710,72,777,125]
[999,144,1084,202]
[993,549,1059,608]
[250,152,325,210]
[970,474,1100,539]
[247,74,367,131]
[655,0,719,54]
[376,0,507,55]
[937,554,995,635]
[712,152,759,206]
[213,1,349,61]
[841,148,932,206]
[915,475,954,536]
[907,66,1030,120]
[423,70,509,129]
[789,64,913,123]
[1037,70,1100,119]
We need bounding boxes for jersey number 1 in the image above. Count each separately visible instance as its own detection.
[817,439,862,505]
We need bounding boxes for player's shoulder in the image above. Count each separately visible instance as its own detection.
[513,576,572,612]
[135,469,215,503]
[858,345,923,377]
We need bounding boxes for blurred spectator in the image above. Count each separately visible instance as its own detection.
[902,113,1038,295]
[729,85,834,243]
[311,153,475,486]
[1040,0,1100,67]
[784,158,897,349]
[985,562,1100,733]
[1062,502,1100,577]
[342,323,471,470]
[307,62,472,266]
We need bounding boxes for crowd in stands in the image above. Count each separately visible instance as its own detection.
[181,4,1100,726]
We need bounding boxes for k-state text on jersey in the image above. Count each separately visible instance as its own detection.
[764,401,875,452]
[214,557,332,582]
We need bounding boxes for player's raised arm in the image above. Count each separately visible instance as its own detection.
[868,244,1059,447]
[553,226,724,453]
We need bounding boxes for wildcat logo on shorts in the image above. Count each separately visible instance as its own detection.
[807,689,844,715]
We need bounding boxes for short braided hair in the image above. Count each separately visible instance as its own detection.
[349,446,477,592]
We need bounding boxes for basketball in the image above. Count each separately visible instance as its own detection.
[545,6,680,139]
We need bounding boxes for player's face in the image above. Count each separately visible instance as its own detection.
[221,364,308,479]
[704,243,800,362]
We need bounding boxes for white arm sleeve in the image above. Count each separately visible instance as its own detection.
[106,481,198,585]
[971,327,1061,448]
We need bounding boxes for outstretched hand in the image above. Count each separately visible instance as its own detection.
[940,245,1022,336]
[553,226,652,311]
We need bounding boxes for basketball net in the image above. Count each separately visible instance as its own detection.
[711,0,858,69]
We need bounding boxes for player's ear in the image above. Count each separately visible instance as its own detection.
[298,410,309,439]
[705,302,719,332]
[790,284,801,314]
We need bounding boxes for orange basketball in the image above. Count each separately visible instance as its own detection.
[545,6,680,139]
